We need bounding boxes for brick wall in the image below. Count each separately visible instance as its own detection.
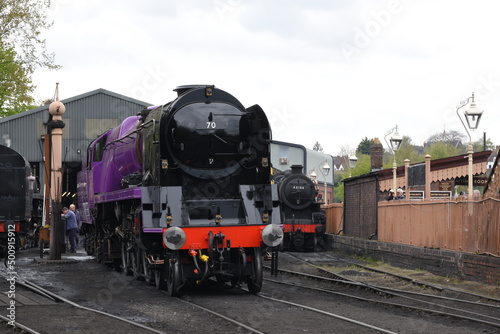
[326,234,500,285]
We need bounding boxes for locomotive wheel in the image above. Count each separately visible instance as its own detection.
[142,250,155,286]
[121,242,132,276]
[39,241,44,259]
[155,257,168,290]
[313,234,319,252]
[166,250,182,297]
[132,247,142,280]
[246,247,263,294]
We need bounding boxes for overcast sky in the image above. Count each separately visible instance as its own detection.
[32,0,500,156]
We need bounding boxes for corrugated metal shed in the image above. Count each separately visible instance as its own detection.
[0,88,152,162]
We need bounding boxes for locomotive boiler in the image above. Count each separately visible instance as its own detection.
[275,165,326,251]
[78,85,283,296]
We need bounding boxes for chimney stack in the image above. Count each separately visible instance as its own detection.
[371,138,383,172]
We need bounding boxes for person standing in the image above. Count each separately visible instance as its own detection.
[70,204,82,245]
[395,188,405,200]
[387,189,395,201]
[62,206,78,253]
[70,204,82,230]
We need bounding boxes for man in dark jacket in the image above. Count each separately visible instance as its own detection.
[62,207,78,253]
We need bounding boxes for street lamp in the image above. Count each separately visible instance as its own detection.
[348,152,358,177]
[321,161,331,204]
[385,125,403,193]
[456,92,483,199]
[308,161,331,204]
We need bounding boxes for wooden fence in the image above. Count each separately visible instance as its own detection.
[325,203,344,235]
[324,198,500,255]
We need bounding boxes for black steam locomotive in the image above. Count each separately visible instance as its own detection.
[78,85,283,296]
[275,165,326,251]
[0,145,42,257]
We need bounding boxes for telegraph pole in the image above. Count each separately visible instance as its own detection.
[48,83,65,260]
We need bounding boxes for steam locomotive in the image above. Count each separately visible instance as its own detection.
[274,165,326,251]
[78,85,283,296]
[0,145,42,257]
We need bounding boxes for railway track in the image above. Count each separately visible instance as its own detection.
[3,248,499,333]
[263,251,500,331]
[0,272,166,334]
[2,260,400,334]
[173,287,399,334]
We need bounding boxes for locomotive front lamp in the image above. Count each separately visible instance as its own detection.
[262,224,283,247]
[163,226,186,250]
[456,92,484,199]
[205,86,214,97]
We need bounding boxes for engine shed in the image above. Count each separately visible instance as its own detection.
[0,88,151,209]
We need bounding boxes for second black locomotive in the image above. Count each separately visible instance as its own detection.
[275,165,326,251]
[0,144,42,257]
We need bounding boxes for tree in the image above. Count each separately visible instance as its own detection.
[425,130,465,148]
[0,45,35,117]
[357,137,374,155]
[472,136,495,152]
[0,0,59,74]
[333,154,371,202]
[425,142,459,160]
[0,0,59,116]
[313,141,323,152]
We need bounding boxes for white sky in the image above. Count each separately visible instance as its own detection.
[32,0,500,156]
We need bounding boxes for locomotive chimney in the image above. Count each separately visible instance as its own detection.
[370,138,383,172]
[290,165,303,174]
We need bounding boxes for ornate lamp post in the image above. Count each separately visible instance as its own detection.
[348,152,358,178]
[309,160,332,204]
[321,161,331,204]
[385,125,403,193]
[456,92,483,199]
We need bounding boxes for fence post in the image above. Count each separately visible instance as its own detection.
[425,154,431,201]
[404,159,410,197]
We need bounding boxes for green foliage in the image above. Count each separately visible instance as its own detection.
[0,45,36,117]
[0,0,59,73]
[0,0,59,116]
[333,154,371,202]
[357,137,374,155]
[334,182,344,203]
[472,136,495,152]
[424,142,459,160]
[350,154,371,176]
